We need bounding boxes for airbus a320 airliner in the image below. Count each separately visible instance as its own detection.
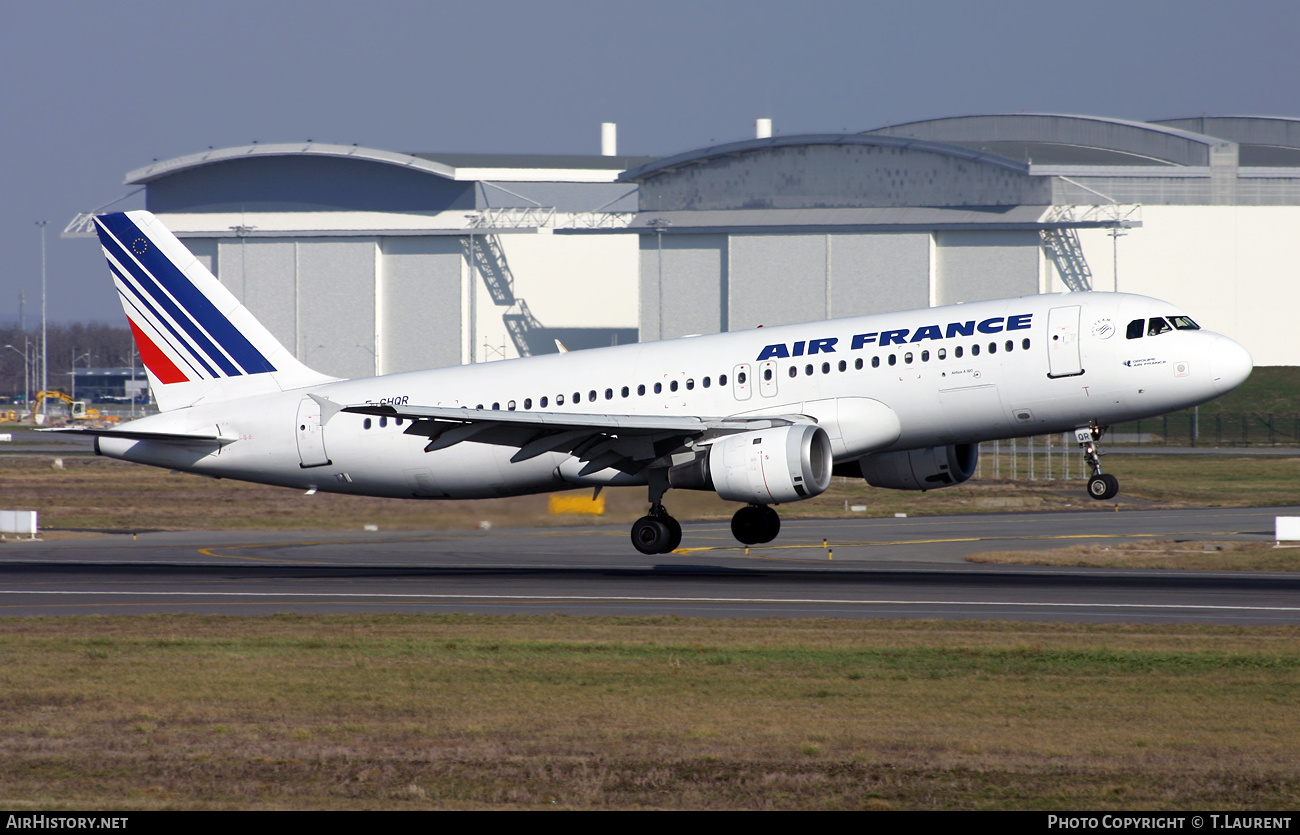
[61,211,1253,554]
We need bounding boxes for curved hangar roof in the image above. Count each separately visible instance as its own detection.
[864,113,1230,167]
[128,142,654,215]
[619,134,1051,212]
[1149,116,1300,166]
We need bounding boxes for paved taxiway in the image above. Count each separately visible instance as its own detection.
[2,506,1298,624]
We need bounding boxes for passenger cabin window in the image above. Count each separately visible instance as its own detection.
[1126,319,1145,339]
[719,374,727,386]
[670,380,679,392]
[654,382,663,393]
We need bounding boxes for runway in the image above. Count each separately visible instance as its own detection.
[2,506,1299,624]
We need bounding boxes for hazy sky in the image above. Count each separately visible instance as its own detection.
[3,0,1298,323]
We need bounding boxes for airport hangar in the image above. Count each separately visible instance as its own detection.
[72,114,1300,383]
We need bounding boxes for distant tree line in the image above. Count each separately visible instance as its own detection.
[0,323,135,398]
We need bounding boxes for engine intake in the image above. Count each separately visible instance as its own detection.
[670,424,833,504]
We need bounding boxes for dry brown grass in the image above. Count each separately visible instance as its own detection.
[969,540,1300,572]
[0,615,1298,810]
[0,455,737,533]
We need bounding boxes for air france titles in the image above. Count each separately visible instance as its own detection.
[755,315,1033,361]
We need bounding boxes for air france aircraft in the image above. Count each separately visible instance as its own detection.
[62,211,1253,554]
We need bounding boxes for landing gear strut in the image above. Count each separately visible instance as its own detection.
[630,504,683,555]
[630,472,683,555]
[731,504,781,545]
[1078,425,1120,501]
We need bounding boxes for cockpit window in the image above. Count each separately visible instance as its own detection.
[1126,319,1145,339]
[1170,316,1200,330]
[1147,318,1173,337]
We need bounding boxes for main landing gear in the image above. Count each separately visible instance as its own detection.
[731,504,780,545]
[630,504,683,555]
[1078,425,1120,501]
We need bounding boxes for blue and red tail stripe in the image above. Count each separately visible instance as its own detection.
[95,213,277,379]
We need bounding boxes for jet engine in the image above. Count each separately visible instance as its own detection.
[848,443,979,491]
[670,423,833,504]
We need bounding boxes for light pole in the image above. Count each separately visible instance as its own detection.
[37,220,48,419]
[70,350,90,403]
[647,218,671,340]
[4,342,30,417]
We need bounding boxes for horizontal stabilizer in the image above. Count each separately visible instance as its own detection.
[40,427,235,446]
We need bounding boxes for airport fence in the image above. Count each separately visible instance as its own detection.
[971,412,1299,484]
[1106,411,1300,447]
[975,436,1088,483]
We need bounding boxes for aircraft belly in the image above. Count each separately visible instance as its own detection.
[937,384,1007,443]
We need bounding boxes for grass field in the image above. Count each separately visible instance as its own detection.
[2,615,1297,810]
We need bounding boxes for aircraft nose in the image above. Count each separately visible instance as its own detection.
[1210,336,1253,395]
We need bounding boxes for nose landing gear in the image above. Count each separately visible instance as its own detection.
[1078,425,1120,501]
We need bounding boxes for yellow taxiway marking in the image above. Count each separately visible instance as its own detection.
[672,530,1251,558]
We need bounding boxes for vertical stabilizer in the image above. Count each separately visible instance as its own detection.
[94,211,336,411]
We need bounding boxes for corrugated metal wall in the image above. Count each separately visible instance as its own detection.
[639,235,727,340]
[380,237,463,374]
[640,229,1042,339]
[934,231,1041,305]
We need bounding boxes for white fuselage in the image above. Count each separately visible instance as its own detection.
[97,292,1251,501]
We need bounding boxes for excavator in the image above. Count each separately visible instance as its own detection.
[32,391,118,423]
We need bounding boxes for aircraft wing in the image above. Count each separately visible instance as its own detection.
[341,402,801,476]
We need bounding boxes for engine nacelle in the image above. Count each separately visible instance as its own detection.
[670,424,833,504]
[853,443,979,491]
